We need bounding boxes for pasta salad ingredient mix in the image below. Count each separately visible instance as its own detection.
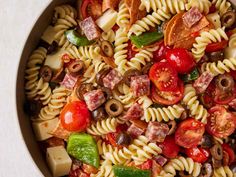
[24,0,236,176]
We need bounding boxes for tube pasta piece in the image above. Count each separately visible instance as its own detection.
[182,84,208,123]
[191,27,228,62]
[25,47,47,99]
[86,118,118,136]
[128,8,171,36]
[143,104,185,122]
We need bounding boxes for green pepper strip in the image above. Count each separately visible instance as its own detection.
[65,30,94,47]
[182,68,199,83]
[130,31,164,48]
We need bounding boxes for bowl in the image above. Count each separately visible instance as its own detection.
[16,0,74,176]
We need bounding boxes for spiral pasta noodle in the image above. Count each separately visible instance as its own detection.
[128,8,171,36]
[212,0,231,16]
[86,118,118,136]
[143,104,185,122]
[182,84,208,123]
[101,30,116,43]
[213,166,235,177]
[116,0,130,28]
[229,33,236,48]
[114,28,129,74]
[137,95,153,109]
[201,58,236,76]
[192,27,228,62]
[38,86,68,121]
[128,45,159,70]
[53,5,77,46]
[162,156,202,177]
[77,45,101,60]
[97,139,116,157]
[91,160,114,177]
[36,78,52,106]
[185,0,212,14]
[25,47,47,99]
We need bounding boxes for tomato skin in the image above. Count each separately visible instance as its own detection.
[206,105,236,138]
[149,62,178,91]
[214,86,236,104]
[139,160,153,170]
[151,79,184,105]
[166,48,196,74]
[185,147,210,163]
[127,41,138,60]
[60,101,91,132]
[152,41,170,62]
[175,118,205,148]
[222,143,235,164]
[81,0,102,20]
[205,40,228,53]
[159,136,180,158]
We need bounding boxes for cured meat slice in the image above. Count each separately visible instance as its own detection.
[193,71,214,94]
[131,75,150,97]
[103,69,123,90]
[60,73,78,90]
[145,122,169,143]
[83,89,106,111]
[123,103,143,120]
[183,7,203,28]
[79,17,101,40]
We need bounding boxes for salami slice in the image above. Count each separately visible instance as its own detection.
[193,71,214,94]
[123,103,143,120]
[130,75,150,97]
[83,89,106,111]
[183,7,203,28]
[145,122,169,143]
[79,17,101,40]
[103,69,123,90]
[60,73,78,90]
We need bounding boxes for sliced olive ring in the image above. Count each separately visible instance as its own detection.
[123,69,141,86]
[116,132,132,146]
[167,120,176,135]
[199,163,213,177]
[212,157,222,168]
[221,11,236,28]
[210,144,223,160]
[96,68,111,86]
[76,83,94,100]
[100,87,112,100]
[101,40,114,57]
[91,107,107,121]
[105,99,123,117]
[40,65,53,82]
[141,62,153,75]
[216,74,234,92]
[68,60,84,75]
[208,51,224,62]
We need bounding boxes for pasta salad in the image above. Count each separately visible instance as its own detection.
[24,0,236,176]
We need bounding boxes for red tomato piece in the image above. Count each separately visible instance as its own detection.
[149,62,178,91]
[69,169,90,177]
[159,136,180,158]
[127,41,138,60]
[205,40,228,53]
[81,0,102,20]
[60,101,91,132]
[222,143,235,164]
[151,79,184,105]
[200,82,215,108]
[138,160,153,170]
[165,48,196,74]
[185,147,210,163]
[206,105,236,138]
[175,118,205,148]
[152,41,170,62]
[230,70,236,80]
[214,86,236,105]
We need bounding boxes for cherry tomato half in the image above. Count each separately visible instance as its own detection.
[205,40,228,53]
[159,136,180,158]
[200,82,216,109]
[214,86,236,105]
[152,41,170,62]
[151,79,184,105]
[175,118,205,148]
[206,105,236,138]
[166,48,196,74]
[60,101,91,131]
[138,160,153,170]
[222,143,235,165]
[149,62,178,91]
[185,147,210,163]
[81,0,102,20]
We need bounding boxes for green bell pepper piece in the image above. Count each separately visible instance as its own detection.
[65,30,93,46]
[67,133,100,168]
[130,31,164,48]
[182,68,199,83]
[113,165,151,177]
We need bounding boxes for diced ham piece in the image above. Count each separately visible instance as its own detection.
[193,71,214,94]
[127,120,148,137]
[154,155,168,167]
[83,89,106,111]
[183,7,203,28]
[145,122,169,143]
[103,69,123,90]
[50,121,71,140]
[60,73,78,90]
[131,75,150,97]
[123,103,143,120]
[229,99,236,110]
[79,17,101,40]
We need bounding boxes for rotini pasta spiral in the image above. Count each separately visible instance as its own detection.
[128,45,159,70]
[114,28,129,74]
[77,45,101,60]
[38,86,68,121]
[185,0,212,14]
[86,118,118,136]
[229,33,236,48]
[91,160,114,177]
[116,0,130,28]
[36,77,52,105]
[53,5,77,46]
[162,156,202,177]
[182,84,208,123]
[97,139,116,157]
[212,0,231,16]
[201,58,236,76]
[192,27,228,62]
[105,147,133,165]
[128,8,171,36]
[25,47,47,99]
[143,104,185,122]
[101,29,116,43]
[137,95,153,109]
[213,166,235,177]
